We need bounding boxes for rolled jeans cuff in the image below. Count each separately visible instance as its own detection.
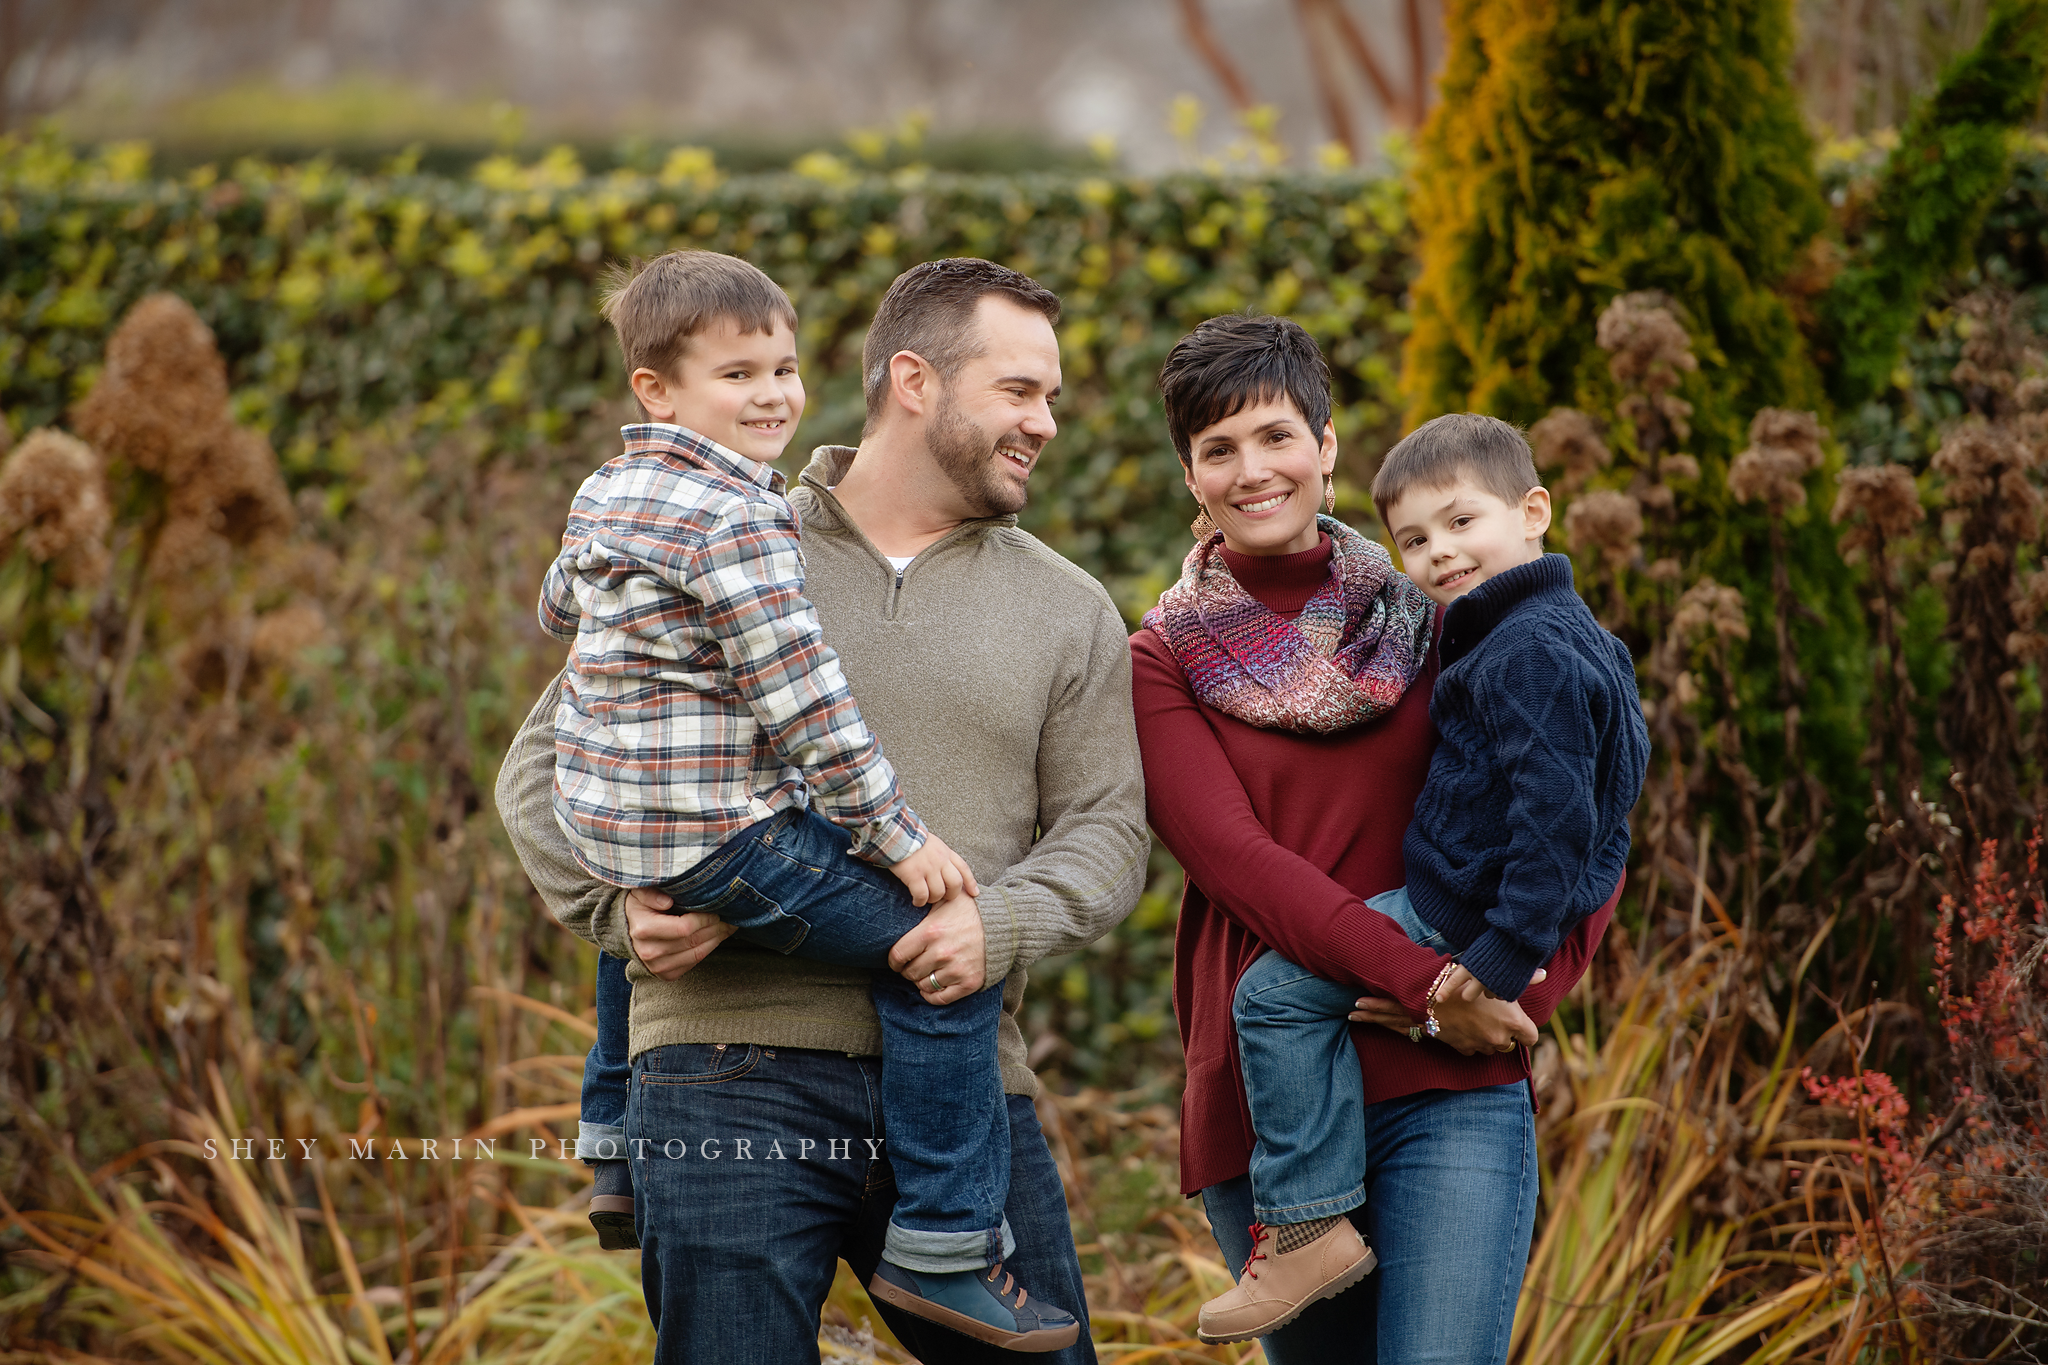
[1253,1183,1367,1225]
[883,1216,1016,1273]
[577,1120,628,1162]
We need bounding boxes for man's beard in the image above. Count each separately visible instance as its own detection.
[926,391,1030,517]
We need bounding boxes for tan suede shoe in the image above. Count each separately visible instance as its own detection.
[1195,1219,1377,1344]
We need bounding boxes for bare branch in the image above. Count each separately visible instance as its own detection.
[1292,0,1357,155]
[1318,0,1405,121]
[1174,0,1260,112]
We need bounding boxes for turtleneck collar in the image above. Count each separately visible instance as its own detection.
[1218,534,1334,617]
[1439,552,1578,666]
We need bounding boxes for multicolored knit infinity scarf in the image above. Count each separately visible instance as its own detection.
[1142,515,1435,734]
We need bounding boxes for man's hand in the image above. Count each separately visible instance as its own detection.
[886,833,981,907]
[887,893,986,1004]
[623,888,736,981]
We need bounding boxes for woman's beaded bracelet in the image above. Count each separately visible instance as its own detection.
[1410,961,1460,1042]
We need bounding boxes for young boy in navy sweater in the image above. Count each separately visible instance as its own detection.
[1198,413,1650,1344]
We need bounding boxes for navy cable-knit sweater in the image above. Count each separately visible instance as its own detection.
[1402,553,1649,1000]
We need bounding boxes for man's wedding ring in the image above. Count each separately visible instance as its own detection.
[927,972,940,992]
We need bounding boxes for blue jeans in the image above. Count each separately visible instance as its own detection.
[579,950,633,1157]
[580,806,1011,1273]
[628,1044,1096,1365]
[1234,885,1451,1222]
[1203,1083,1538,1365]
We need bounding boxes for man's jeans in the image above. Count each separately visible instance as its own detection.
[579,805,1011,1273]
[1233,886,1451,1222]
[628,1044,1096,1365]
[1203,1083,1539,1365]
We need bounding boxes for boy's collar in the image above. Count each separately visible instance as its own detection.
[622,422,785,495]
[1438,553,1577,666]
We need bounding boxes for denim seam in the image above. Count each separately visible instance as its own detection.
[1494,1090,1535,1360]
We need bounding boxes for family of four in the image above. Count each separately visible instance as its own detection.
[494,248,1649,1365]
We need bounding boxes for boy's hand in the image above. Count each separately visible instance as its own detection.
[1445,965,1547,1003]
[623,889,735,980]
[888,892,986,1004]
[885,833,980,907]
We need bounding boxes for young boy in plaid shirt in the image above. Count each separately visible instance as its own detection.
[540,251,1079,1352]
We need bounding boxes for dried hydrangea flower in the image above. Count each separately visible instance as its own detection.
[0,428,112,585]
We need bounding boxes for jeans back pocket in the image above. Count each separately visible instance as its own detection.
[639,1042,761,1086]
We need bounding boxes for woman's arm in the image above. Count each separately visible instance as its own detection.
[1131,633,1444,1017]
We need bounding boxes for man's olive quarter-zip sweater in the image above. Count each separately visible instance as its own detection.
[496,445,1151,1097]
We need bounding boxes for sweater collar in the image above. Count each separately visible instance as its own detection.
[1438,553,1579,666]
[790,446,1015,556]
[1218,534,1334,615]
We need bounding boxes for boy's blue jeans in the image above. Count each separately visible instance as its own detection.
[579,805,1012,1274]
[1233,886,1453,1224]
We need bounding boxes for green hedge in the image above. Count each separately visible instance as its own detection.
[0,132,1413,621]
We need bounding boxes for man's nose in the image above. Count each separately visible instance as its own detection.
[1020,398,1056,442]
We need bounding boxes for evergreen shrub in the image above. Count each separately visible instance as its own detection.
[0,133,1412,624]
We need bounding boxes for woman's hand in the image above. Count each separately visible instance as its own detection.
[1347,967,1547,1057]
[623,889,735,980]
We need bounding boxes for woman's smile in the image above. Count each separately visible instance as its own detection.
[1233,489,1292,516]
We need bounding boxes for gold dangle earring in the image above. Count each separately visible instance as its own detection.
[1323,475,1338,515]
[1190,501,1219,541]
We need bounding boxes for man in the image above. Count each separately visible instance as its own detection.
[496,257,1149,1364]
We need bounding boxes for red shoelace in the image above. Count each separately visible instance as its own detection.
[1242,1222,1271,1280]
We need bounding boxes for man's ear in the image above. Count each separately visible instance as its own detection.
[630,367,678,423]
[1522,485,1554,542]
[887,351,936,418]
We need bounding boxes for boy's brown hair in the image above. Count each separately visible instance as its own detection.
[598,250,798,390]
[1371,412,1540,525]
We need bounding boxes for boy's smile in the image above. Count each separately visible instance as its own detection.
[1384,477,1553,608]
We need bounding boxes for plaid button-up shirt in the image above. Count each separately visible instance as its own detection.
[540,424,927,888]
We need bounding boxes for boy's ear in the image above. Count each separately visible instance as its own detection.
[630,366,679,423]
[1522,485,1554,542]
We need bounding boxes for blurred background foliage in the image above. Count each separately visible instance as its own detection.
[8,0,2048,1358]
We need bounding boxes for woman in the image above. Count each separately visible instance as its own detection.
[1132,315,1615,1363]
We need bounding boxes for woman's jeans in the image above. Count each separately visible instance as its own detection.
[1203,1083,1539,1365]
[578,805,1011,1274]
[1233,886,1451,1222]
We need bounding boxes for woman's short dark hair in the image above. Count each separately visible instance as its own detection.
[862,258,1061,428]
[1370,413,1539,524]
[1158,314,1332,466]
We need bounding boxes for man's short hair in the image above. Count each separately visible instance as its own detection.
[1157,314,1332,466]
[1371,413,1540,524]
[862,258,1061,426]
[598,250,798,382]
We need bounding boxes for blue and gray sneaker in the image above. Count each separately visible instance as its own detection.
[869,1260,1081,1353]
[587,1160,637,1251]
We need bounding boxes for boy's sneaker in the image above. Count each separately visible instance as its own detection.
[1195,1217,1376,1343]
[587,1160,638,1251]
[869,1261,1080,1353]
